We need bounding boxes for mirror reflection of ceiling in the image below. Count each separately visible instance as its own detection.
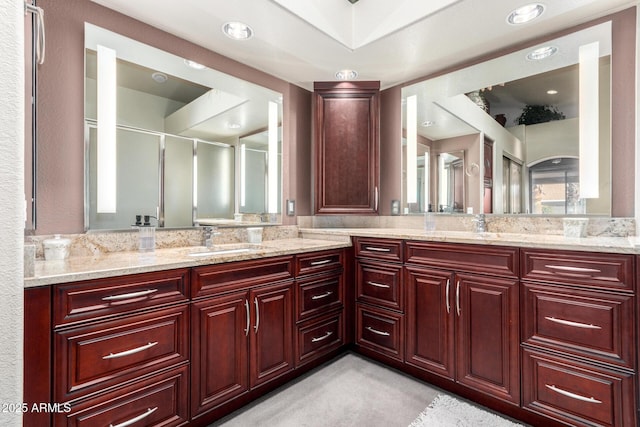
[89,0,634,89]
[85,24,282,143]
[483,57,610,127]
[86,51,209,104]
[483,65,578,123]
[402,21,611,141]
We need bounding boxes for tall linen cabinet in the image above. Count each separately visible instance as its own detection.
[313,81,380,215]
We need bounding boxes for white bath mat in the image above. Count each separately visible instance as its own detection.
[409,394,525,427]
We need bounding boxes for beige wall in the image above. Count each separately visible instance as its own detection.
[35,0,310,234]
[380,86,402,215]
[285,84,313,218]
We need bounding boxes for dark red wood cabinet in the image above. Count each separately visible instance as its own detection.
[294,249,346,366]
[405,242,520,405]
[520,249,637,427]
[190,259,295,421]
[47,269,191,427]
[405,267,454,379]
[191,291,250,416]
[189,249,347,423]
[24,243,638,427]
[354,238,405,363]
[314,81,380,215]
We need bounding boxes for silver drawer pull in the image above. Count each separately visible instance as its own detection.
[544,265,602,274]
[311,331,334,343]
[110,407,158,427]
[366,326,390,336]
[102,289,158,301]
[367,281,391,289]
[545,384,602,404]
[445,279,451,314]
[365,246,391,253]
[545,316,602,330]
[455,280,461,316]
[254,297,260,333]
[311,291,334,300]
[244,299,250,336]
[103,341,158,360]
[310,259,332,266]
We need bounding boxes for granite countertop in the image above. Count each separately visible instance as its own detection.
[300,228,640,254]
[25,227,640,288]
[24,237,352,288]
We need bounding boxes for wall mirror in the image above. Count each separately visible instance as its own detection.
[84,23,283,230]
[402,21,611,216]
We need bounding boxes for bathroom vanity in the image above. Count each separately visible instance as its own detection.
[347,233,637,427]
[24,230,640,427]
[24,239,350,427]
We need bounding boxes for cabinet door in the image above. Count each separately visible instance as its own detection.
[405,267,455,380]
[191,292,250,417]
[314,81,380,215]
[250,281,294,388]
[455,273,520,404]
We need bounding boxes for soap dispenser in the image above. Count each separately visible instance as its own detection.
[135,215,156,252]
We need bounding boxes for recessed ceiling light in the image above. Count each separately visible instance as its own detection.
[421,120,435,127]
[526,45,558,61]
[227,123,241,129]
[547,89,558,95]
[507,3,545,25]
[222,22,253,40]
[184,59,206,70]
[151,72,167,83]
[335,69,358,80]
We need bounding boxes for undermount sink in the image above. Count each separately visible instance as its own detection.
[187,244,259,257]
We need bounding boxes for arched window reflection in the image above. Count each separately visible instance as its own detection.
[529,157,582,214]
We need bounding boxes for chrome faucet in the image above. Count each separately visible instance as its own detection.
[473,213,487,233]
[202,226,220,248]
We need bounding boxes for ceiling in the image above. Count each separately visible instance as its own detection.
[90,0,636,90]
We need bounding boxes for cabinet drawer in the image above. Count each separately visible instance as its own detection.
[295,249,343,277]
[406,242,518,278]
[522,349,636,427]
[521,249,634,292]
[522,283,635,369]
[355,238,403,263]
[297,273,344,321]
[53,269,189,326]
[192,256,294,298]
[296,312,344,365]
[356,260,403,311]
[356,304,404,361]
[54,305,189,402]
[54,365,189,427]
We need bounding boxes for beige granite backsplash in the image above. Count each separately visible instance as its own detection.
[25,225,299,259]
[26,216,636,260]
[297,215,636,237]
